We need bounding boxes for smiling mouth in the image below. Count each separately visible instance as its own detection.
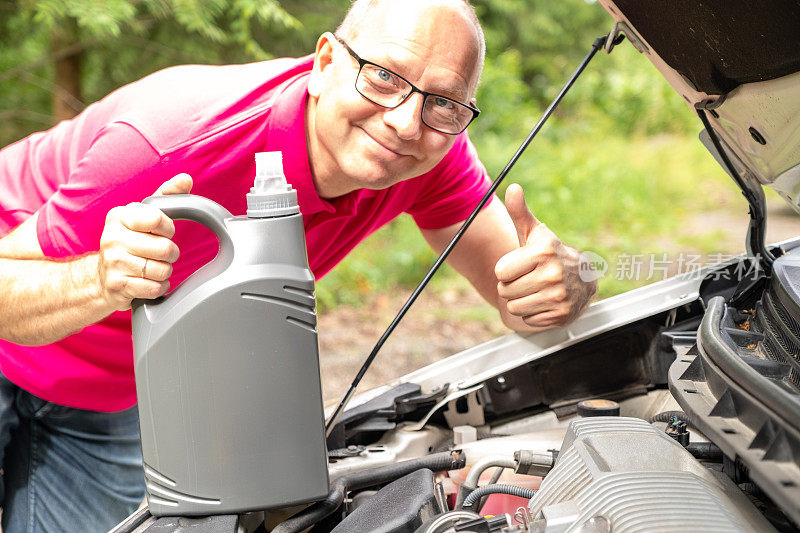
[359,128,407,160]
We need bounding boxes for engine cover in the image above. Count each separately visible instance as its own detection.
[527,417,773,532]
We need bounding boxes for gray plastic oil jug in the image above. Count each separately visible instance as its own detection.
[132,152,329,516]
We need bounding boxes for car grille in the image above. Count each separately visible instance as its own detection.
[754,286,800,387]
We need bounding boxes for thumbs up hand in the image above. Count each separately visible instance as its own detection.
[494,184,596,329]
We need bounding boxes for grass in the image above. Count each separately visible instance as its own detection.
[316,125,739,310]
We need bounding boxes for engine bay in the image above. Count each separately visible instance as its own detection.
[323,248,798,532]
[251,247,798,533]
[112,244,800,533]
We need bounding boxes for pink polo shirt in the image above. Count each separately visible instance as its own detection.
[0,55,490,412]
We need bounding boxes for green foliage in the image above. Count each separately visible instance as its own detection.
[567,45,699,136]
[473,0,609,104]
[0,0,309,145]
[470,48,535,140]
[471,0,697,139]
[0,5,52,140]
[18,0,298,49]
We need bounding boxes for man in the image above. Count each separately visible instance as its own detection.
[0,0,596,530]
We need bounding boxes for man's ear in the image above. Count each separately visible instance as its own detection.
[309,32,336,98]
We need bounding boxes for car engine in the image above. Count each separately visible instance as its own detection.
[526,417,771,532]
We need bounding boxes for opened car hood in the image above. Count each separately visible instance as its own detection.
[598,0,800,215]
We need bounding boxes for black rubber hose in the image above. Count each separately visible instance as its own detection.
[475,467,506,514]
[273,451,466,533]
[686,442,724,462]
[649,411,690,425]
[462,484,536,510]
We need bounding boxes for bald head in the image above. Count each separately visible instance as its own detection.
[335,0,485,88]
[305,0,485,196]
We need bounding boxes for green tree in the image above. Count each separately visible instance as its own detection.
[470,0,696,139]
[0,0,350,145]
[472,0,610,104]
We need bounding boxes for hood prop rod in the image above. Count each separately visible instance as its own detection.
[325,34,616,439]
[696,107,774,307]
[696,106,774,270]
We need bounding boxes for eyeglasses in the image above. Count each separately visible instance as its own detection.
[336,37,480,135]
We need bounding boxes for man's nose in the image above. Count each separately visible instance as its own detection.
[382,93,424,141]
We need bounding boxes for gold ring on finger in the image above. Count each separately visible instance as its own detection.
[141,258,148,279]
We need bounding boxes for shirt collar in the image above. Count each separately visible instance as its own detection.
[266,57,359,217]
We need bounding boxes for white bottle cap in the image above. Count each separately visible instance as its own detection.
[253,152,287,193]
[247,151,299,217]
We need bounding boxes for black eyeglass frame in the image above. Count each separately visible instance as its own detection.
[335,37,480,135]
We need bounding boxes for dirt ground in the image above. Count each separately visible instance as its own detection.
[318,195,798,404]
[318,284,508,403]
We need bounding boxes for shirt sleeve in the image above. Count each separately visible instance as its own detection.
[36,122,174,258]
[406,132,492,230]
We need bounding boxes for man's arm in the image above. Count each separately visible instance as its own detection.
[0,175,191,346]
[420,184,596,331]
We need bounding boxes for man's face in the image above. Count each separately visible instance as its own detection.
[307,0,482,197]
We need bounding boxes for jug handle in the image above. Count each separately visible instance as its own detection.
[141,194,234,253]
[131,194,235,311]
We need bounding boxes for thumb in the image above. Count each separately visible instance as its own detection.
[504,183,540,246]
[152,173,193,196]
